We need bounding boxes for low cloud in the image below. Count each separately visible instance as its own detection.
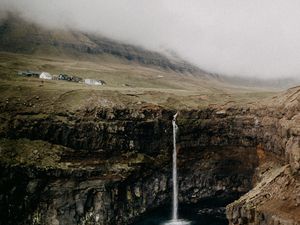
[1,0,300,79]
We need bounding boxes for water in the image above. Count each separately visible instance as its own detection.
[172,113,179,221]
[163,219,191,225]
[131,113,228,225]
[131,203,227,225]
[165,113,190,225]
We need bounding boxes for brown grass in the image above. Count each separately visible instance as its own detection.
[0,51,278,111]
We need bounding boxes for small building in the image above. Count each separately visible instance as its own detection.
[39,72,52,80]
[17,70,40,77]
[84,79,106,86]
[58,74,70,81]
[58,74,82,83]
[52,75,59,80]
[71,75,83,83]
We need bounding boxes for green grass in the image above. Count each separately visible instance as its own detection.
[0,138,68,169]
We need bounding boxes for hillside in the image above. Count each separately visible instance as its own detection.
[0,13,279,111]
[0,13,206,75]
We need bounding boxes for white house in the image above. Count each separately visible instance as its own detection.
[39,72,52,80]
[84,79,106,85]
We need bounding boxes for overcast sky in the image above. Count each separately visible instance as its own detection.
[1,0,300,79]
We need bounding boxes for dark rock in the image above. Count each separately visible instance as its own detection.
[1,89,300,225]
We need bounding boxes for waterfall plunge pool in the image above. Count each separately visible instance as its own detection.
[130,202,228,225]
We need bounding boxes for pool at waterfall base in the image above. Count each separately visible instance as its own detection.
[131,203,228,225]
[133,114,227,225]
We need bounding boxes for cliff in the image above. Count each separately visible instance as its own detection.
[0,86,299,225]
[226,87,300,225]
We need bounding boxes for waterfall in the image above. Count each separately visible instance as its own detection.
[172,113,179,221]
[163,113,190,225]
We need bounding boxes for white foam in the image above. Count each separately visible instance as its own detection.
[163,219,191,225]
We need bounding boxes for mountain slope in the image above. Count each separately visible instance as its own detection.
[0,13,207,75]
[0,12,278,110]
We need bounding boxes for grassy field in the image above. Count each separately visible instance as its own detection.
[0,51,278,112]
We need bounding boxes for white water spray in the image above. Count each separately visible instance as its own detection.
[163,113,190,225]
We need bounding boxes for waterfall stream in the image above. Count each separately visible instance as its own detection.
[172,113,179,220]
[163,113,190,225]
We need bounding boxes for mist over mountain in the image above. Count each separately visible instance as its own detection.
[1,1,300,88]
[0,13,209,75]
[1,0,300,81]
[220,75,300,89]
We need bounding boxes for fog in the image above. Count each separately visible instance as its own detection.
[1,0,300,79]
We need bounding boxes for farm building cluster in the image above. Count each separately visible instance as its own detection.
[17,70,106,86]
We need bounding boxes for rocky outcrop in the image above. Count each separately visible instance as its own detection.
[226,87,300,225]
[226,165,300,225]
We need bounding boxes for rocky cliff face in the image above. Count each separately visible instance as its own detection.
[0,105,258,225]
[0,87,300,225]
[226,87,300,225]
